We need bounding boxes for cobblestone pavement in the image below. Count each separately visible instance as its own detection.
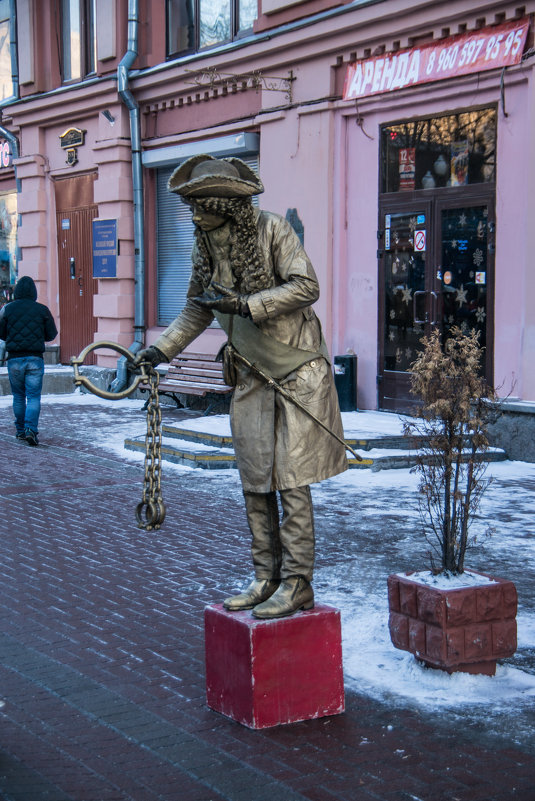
[1,396,535,801]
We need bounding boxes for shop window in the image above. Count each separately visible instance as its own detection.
[166,0,256,57]
[381,108,496,194]
[0,0,16,102]
[156,154,259,325]
[62,0,96,82]
[0,190,17,304]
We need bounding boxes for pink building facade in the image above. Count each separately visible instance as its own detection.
[1,0,534,416]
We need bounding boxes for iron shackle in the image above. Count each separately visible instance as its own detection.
[71,340,151,400]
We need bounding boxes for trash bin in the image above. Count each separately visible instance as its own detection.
[334,354,357,411]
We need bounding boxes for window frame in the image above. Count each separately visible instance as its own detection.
[0,0,17,104]
[61,0,97,84]
[166,0,255,59]
[379,106,497,195]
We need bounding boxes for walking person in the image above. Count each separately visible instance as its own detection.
[0,275,58,446]
[134,155,348,619]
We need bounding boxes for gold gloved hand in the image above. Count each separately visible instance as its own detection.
[132,346,168,369]
[194,282,250,317]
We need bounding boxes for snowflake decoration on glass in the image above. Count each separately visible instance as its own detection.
[451,239,458,249]
[455,284,468,307]
[473,248,484,267]
[448,315,455,324]
[476,307,486,323]
[405,347,412,360]
[409,217,417,233]
[459,213,467,227]
[389,329,395,341]
[395,348,403,363]
[401,287,412,305]
[389,309,396,319]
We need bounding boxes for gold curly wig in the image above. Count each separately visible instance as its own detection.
[190,197,272,294]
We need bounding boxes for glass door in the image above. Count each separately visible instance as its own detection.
[437,199,494,380]
[378,194,494,411]
[379,203,431,411]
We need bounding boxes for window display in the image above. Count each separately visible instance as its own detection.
[0,190,17,307]
[381,108,496,193]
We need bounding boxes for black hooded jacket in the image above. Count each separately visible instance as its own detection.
[0,276,58,358]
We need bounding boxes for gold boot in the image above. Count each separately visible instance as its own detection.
[252,576,314,619]
[223,578,280,611]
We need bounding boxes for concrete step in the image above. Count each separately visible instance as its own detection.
[124,422,508,472]
[0,365,77,396]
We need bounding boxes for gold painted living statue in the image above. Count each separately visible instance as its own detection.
[134,155,348,619]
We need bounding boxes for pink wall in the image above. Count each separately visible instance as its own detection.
[332,63,534,408]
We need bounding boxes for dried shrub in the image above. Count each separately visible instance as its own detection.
[403,327,498,574]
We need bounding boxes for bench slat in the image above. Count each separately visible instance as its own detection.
[162,374,227,386]
[159,381,230,396]
[140,350,232,400]
[167,366,223,378]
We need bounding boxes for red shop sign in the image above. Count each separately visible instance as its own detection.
[0,140,11,168]
[343,17,530,101]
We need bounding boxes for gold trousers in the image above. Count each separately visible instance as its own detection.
[243,486,315,582]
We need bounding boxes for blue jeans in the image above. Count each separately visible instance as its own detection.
[7,356,45,435]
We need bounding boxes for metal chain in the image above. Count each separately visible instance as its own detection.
[71,340,167,531]
[136,368,166,531]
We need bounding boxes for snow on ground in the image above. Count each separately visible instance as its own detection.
[3,391,535,739]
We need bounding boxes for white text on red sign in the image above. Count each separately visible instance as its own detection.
[343,18,529,101]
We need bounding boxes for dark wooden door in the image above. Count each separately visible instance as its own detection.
[55,175,98,364]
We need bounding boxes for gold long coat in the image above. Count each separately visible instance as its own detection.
[154,210,348,492]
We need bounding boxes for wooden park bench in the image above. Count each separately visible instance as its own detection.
[143,351,232,414]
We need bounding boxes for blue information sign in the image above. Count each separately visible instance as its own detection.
[92,219,117,278]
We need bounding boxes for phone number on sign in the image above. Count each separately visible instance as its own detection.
[426,25,526,77]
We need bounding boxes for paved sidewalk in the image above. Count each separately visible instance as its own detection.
[1,396,535,801]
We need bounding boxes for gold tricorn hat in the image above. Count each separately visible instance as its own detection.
[168,154,264,198]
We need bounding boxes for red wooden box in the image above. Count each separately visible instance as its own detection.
[204,603,345,729]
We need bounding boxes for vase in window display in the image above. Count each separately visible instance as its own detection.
[421,171,435,189]
[433,154,448,176]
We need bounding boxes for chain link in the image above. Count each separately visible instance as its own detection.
[136,369,166,531]
[71,341,166,531]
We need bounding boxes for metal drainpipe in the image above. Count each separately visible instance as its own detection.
[110,0,145,391]
[0,0,19,364]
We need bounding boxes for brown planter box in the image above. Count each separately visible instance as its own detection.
[387,571,517,675]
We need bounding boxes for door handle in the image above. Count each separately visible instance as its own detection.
[429,290,439,326]
[413,290,428,324]
[70,257,76,279]
[413,290,439,325]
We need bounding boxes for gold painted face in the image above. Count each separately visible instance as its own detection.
[191,203,227,231]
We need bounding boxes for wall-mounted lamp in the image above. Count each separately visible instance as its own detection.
[101,109,115,125]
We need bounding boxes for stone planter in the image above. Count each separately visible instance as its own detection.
[387,571,517,675]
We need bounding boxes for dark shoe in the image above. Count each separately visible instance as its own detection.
[25,429,39,447]
[223,578,280,611]
[15,432,26,441]
[252,576,314,619]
